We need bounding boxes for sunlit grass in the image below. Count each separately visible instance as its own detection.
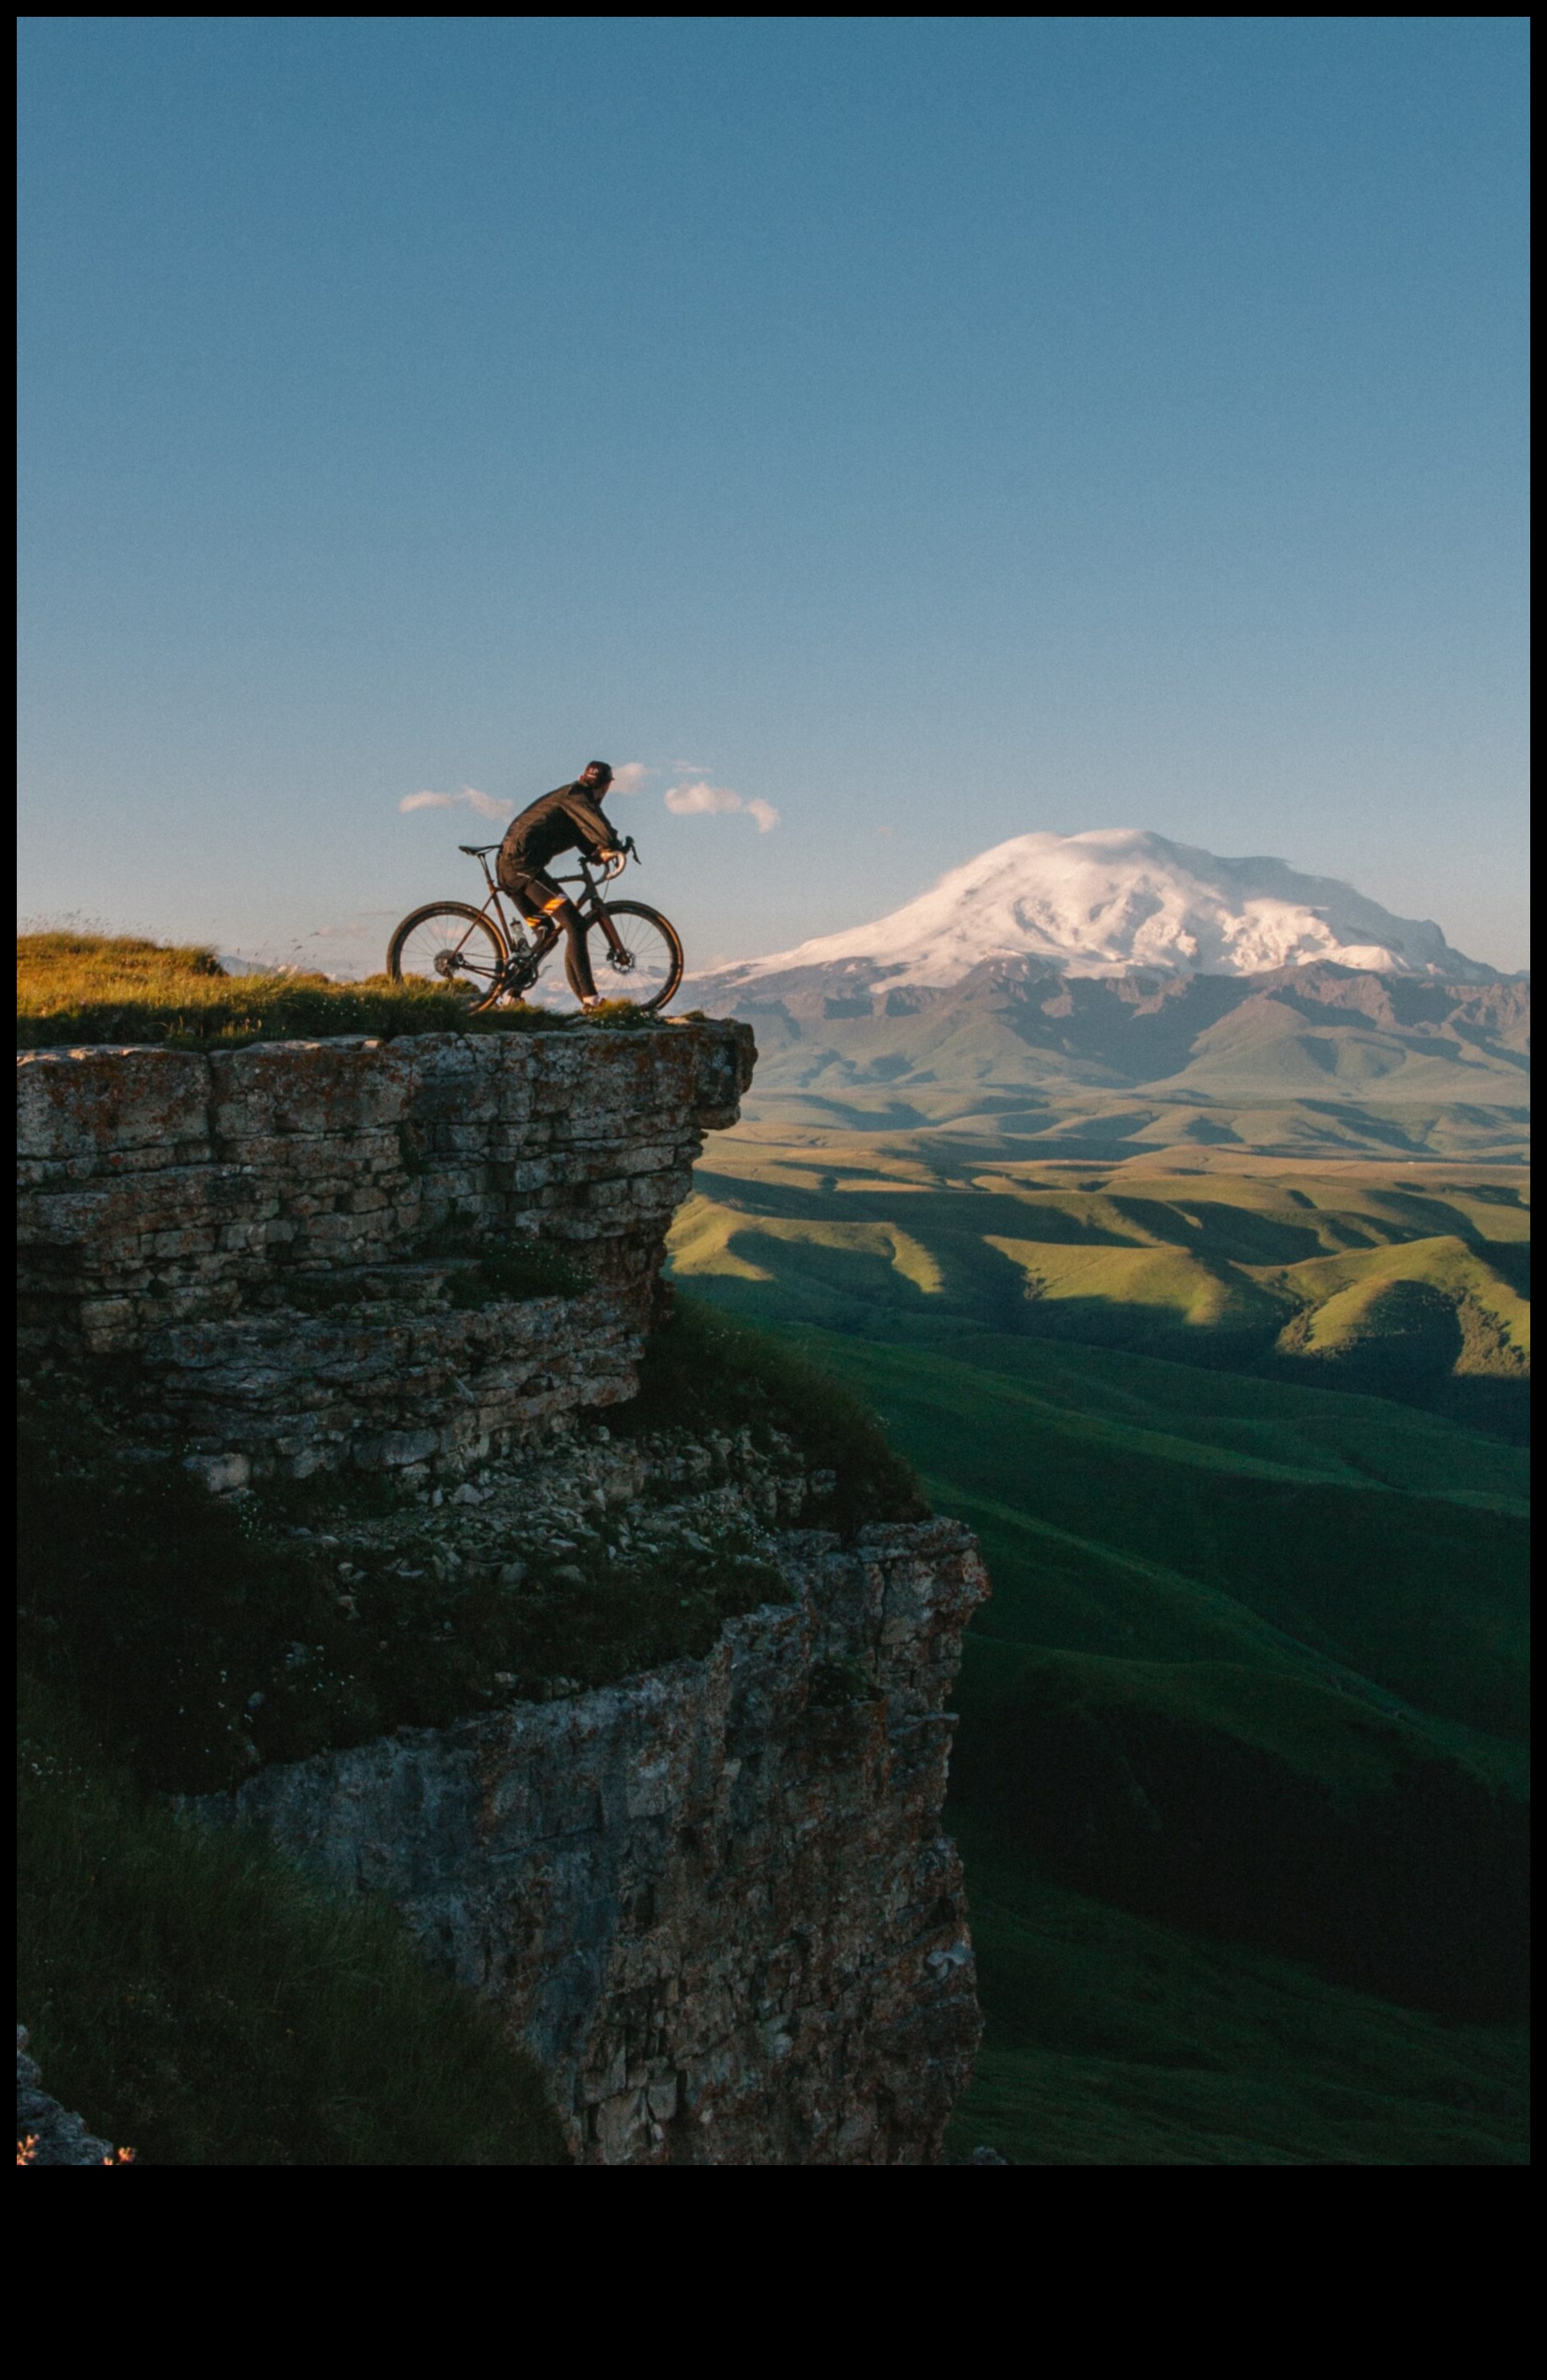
[17,932,678,1046]
[670,1136,1529,1432]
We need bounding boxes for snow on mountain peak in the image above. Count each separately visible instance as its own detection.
[713,829,1492,989]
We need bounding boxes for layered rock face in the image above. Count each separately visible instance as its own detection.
[18,1025,989,2164]
[16,1023,751,1480]
[194,1518,987,2165]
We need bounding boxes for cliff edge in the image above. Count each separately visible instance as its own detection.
[18,1020,987,2163]
[18,1021,752,1481]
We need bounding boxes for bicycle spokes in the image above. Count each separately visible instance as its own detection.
[598,928,665,984]
[394,911,505,989]
[568,902,683,1010]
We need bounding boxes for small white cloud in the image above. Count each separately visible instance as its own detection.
[664,779,780,832]
[399,785,505,819]
[665,780,741,817]
[609,761,651,796]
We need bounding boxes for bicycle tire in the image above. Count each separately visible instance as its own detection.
[565,900,685,1012]
[386,903,510,1014]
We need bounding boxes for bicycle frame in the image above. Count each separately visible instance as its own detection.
[389,832,676,1010]
[465,846,635,968]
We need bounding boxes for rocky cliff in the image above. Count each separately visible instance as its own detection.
[16,2028,124,2165]
[193,1512,987,2165]
[17,1022,987,2164]
[17,1022,751,1483]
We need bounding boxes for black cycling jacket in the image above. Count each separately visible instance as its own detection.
[499,781,615,881]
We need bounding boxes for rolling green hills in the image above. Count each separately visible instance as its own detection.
[669,1117,1530,2159]
[672,1141,1529,1435]
[683,1304,1529,2153]
[943,1830,1526,2166]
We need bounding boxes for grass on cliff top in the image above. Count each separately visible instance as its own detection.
[17,932,675,1046]
[18,1679,569,2167]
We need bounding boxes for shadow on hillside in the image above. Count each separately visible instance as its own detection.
[692,1169,1139,1245]
[950,1641,1529,2021]
[683,1213,1529,1445]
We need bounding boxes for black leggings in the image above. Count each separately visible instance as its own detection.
[499,865,597,999]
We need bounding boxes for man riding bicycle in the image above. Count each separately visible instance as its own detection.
[387,757,684,1011]
[498,760,622,1008]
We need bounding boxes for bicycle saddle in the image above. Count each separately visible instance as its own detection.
[458,843,500,855]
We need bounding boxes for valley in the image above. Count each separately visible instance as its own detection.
[675,1137,1529,1434]
[669,1122,1531,2163]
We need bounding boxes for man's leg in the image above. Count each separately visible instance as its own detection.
[504,871,554,947]
[506,869,598,999]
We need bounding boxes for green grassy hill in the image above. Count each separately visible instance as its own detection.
[18,1682,568,2167]
[668,1302,1529,2153]
[670,1122,1530,2158]
[672,1139,1529,1435]
[945,1829,1526,2166]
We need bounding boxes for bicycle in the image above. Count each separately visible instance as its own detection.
[386,836,685,1015]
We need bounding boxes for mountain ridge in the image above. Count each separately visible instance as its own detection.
[702,829,1507,992]
[692,955,1529,1098]
[685,834,1526,1153]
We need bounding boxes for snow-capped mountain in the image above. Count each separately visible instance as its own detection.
[706,830,1496,991]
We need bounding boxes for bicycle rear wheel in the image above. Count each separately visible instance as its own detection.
[565,901,685,1012]
[387,904,510,1013]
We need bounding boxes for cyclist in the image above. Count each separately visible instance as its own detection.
[497,761,623,1005]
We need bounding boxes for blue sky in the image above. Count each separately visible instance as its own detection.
[17,17,1529,972]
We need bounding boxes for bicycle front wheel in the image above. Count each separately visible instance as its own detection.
[566,901,685,1013]
[387,903,510,1013]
